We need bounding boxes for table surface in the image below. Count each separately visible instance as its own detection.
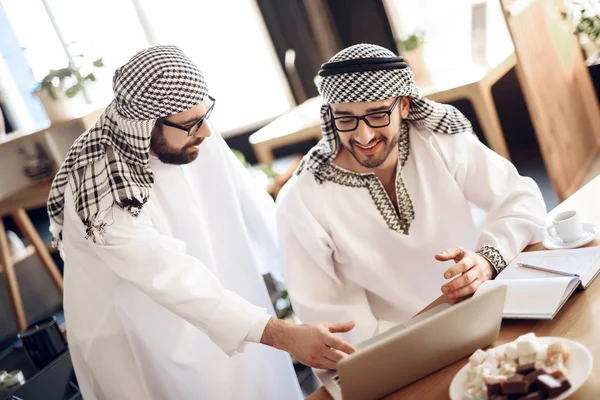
[307,173,600,400]
[0,179,52,217]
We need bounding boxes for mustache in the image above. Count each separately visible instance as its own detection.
[350,136,386,146]
[184,137,205,149]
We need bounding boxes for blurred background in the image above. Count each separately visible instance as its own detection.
[0,0,599,398]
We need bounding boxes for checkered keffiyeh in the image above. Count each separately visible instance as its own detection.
[297,43,473,176]
[47,45,208,246]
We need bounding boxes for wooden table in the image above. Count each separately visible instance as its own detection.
[307,173,600,399]
[249,96,323,166]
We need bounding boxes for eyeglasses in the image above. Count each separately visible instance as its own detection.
[162,95,216,137]
[332,96,402,132]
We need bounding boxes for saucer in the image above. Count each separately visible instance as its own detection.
[543,222,599,250]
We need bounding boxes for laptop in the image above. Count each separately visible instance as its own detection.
[315,284,507,400]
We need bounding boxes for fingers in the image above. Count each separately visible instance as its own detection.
[318,358,338,370]
[435,246,466,262]
[328,320,355,334]
[325,347,346,363]
[443,256,476,280]
[443,268,477,298]
[325,334,357,355]
[447,278,482,300]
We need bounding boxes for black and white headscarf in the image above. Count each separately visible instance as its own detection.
[47,45,208,247]
[297,43,473,177]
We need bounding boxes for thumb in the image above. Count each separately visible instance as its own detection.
[435,247,465,262]
[328,320,356,333]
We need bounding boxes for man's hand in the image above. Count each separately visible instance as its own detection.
[261,318,357,370]
[435,246,495,301]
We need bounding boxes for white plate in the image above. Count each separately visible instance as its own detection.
[449,337,593,400]
[543,223,599,250]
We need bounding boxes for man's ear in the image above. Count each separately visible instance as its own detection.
[400,97,410,119]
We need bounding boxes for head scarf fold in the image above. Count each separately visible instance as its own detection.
[47,45,208,246]
[297,43,473,178]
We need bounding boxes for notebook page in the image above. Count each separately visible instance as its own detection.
[476,277,577,318]
[515,247,600,278]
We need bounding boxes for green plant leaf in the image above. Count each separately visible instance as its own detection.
[93,58,104,68]
[231,149,248,167]
[259,165,277,179]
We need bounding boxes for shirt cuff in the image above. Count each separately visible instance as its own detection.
[245,313,272,343]
[206,291,267,356]
[476,245,508,275]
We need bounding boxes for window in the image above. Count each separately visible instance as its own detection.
[139,0,293,134]
[383,0,514,74]
[1,0,293,135]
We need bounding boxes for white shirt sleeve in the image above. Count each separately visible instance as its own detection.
[90,204,272,355]
[438,131,547,272]
[277,181,394,344]
[245,313,273,343]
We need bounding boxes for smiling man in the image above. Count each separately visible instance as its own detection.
[276,44,547,344]
[46,45,356,400]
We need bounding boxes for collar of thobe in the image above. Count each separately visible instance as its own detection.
[313,121,414,235]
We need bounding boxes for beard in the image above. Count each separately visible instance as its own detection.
[341,123,402,169]
[150,128,204,165]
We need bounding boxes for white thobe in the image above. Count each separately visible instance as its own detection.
[61,130,302,400]
[276,122,546,344]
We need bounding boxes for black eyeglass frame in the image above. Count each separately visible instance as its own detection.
[331,96,402,132]
[162,95,216,137]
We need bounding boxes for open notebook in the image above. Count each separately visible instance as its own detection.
[475,246,600,319]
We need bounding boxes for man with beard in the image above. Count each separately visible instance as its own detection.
[47,45,356,400]
[276,44,546,344]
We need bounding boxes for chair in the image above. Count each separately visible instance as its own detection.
[0,180,63,331]
[500,0,600,201]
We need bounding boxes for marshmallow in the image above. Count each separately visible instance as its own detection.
[548,342,570,362]
[536,344,549,362]
[519,353,537,366]
[548,353,564,366]
[499,361,517,376]
[483,374,507,385]
[489,347,506,363]
[469,349,488,367]
[545,361,569,380]
[516,332,540,357]
[504,342,519,361]
[481,354,499,369]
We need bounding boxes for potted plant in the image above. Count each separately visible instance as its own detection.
[561,0,600,62]
[34,57,104,124]
[396,31,431,85]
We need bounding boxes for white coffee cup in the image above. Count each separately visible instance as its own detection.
[547,210,583,243]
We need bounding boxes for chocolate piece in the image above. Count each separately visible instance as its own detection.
[517,362,536,375]
[513,392,543,400]
[488,396,507,400]
[487,382,502,395]
[502,373,529,395]
[557,375,571,392]
[524,369,546,391]
[537,374,566,397]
